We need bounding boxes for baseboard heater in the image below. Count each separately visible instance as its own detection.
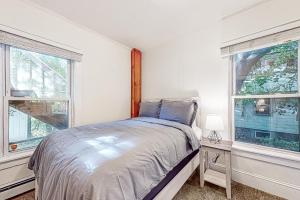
[0,177,35,193]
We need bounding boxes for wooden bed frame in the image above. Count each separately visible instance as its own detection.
[154,151,200,200]
[34,151,199,200]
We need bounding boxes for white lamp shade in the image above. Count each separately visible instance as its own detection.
[205,114,224,131]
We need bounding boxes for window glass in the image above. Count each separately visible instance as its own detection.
[10,47,69,98]
[234,98,300,152]
[234,41,298,95]
[8,100,68,152]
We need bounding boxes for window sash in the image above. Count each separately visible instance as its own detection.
[232,94,300,99]
[232,97,300,152]
[231,96,300,151]
[6,46,71,99]
[5,45,72,98]
[231,41,300,97]
[230,40,300,153]
[3,97,71,156]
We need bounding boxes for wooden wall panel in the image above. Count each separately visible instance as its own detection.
[131,48,142,117]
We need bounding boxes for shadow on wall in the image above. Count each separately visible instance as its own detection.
[155,89,200,99]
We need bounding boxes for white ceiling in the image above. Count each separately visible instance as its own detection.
[28,0,266,50]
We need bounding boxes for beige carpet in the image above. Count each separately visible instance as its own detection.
[174,171,284,200]
[10,172,283,200]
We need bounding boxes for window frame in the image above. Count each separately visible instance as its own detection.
[0,44,4,158]
[1,45,74,156]
[230,40,300,154]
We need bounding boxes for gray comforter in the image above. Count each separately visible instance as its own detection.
[28,117,200,200]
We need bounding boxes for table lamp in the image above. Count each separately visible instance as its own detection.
[206,114,224,143]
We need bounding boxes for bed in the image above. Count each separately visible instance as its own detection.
[29,99,201,200]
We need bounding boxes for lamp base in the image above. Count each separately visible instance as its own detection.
[207,131,222,144]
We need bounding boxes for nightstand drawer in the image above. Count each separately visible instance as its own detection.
[202,147,225,168]
[203,147,225,157]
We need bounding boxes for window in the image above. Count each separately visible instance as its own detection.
[232,41,300,152]
[0,31,81,157]
[3,46,72,153]
[255,131,271,139]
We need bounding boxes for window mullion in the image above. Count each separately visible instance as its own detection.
[232,93,300,99]
[6,96,70,101]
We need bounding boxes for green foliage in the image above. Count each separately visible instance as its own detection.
[238,41,298,95]
[38,54,68,78]
[257,137,299,152]
[31,117,56,137]
[10,47,68,98]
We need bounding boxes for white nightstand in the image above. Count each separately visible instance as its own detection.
[199,138,232,199]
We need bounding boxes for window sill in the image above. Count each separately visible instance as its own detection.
[0,150,34,165]
[232,142,300,169]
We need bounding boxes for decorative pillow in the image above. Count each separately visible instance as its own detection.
[139,101,162,118]
[159,100,198,126]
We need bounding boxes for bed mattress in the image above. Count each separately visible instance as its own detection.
[143,149,199,200]
[29,117,200,200]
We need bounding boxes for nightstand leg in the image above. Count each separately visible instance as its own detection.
[225,151,232,199]
[205,150,209,170]
[199,149,205,187]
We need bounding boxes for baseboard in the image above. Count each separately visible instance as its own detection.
[0,179,34,199]
[232,168,300,200]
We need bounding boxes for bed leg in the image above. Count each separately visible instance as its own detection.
[199,149,205,187]
[35,179,38,200]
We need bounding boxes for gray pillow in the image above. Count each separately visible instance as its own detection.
[139,101,161,118]
[159,100,198,126]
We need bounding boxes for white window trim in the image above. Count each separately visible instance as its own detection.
[0,44,4,158]
[0,149,33,165]
[69,61,75,128]
[254,130,271,139]
[0,45,74,157]
[229,39,300,163]
[232,142,300,170]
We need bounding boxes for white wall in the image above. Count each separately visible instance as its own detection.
[0,0,131,198]
[222,0,300,45]
[0,0,131,126]
[143,0,300,199]
[143,23,230,139]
